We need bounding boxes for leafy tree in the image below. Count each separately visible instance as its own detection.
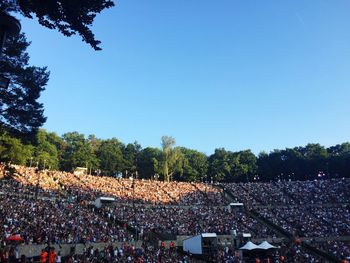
[122,141,142,178]
[0,132,33,164]
[300,143,328,179]
[1,0,115,50]
[160,136,181,181]
[208,149,257,182]
[257,151,273,181]
[233,150,257,182]
[137,147,162,180]
[33,129,59,170]
[167,147,184,181]
[208,148,231,182]
[176,147,208,182]
[61,132,98,172]
[0,33,49,139]
[97,138,124,176]
[280,148,303,181]
[87,134,102,152]
[327,143,350,178]
[258,148,303,181]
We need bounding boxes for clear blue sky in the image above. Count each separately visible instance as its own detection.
[19,0,350,155]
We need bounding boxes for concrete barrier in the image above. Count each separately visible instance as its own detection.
[17,241,142,258]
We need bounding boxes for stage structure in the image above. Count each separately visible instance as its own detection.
[183,233,217,255]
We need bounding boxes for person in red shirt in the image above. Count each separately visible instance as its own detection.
[48,247,57,263]
[161,241,166,250]
[169,241,175,253]
[40,249,48,263]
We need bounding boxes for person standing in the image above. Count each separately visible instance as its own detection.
[56,251,61,263]
[40,249,48,263]
[48,247,57,263]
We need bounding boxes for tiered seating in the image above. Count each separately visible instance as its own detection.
[0,164,349,261]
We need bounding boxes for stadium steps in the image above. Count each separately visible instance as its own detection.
[248,209,342,262]
[212,184,228,203]
[301,242,342,263]
[216,185,237,203]
[247,209,292,239]
[238,184,264,204]
[91,205,140,241]
[220,188,339,261]
[191,182,211,203]
[278,184,300,204]
[220,188,290,244]
[92,204,176,244]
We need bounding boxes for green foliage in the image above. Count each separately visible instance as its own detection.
[257,144,331,181]
[0,132,33,164]
[97,138,124,176]
[61,132,98,172]
[2,130,350,182]
[137,147,162,180]
[1,0,115,50]
[122,142,142,177]
[208,148,232,182]
[233,150,257,182]
[207,148,257,182]
[0,33,49,138]
[176,147,208,182]
[160,136,180,181]
[33,129,60,169]
[328,143,350,178]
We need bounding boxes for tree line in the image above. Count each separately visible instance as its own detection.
[0,130,349,183]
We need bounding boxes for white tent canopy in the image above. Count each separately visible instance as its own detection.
[258,241,277,250]
[239,241,260,250]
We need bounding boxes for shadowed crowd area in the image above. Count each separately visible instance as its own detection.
[0,163,349,262]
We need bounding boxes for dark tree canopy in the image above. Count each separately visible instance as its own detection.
[1,130,350,182]
[0,33,49,139]
[1,0,115,50]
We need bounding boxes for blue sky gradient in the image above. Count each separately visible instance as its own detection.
[19,0,350,154]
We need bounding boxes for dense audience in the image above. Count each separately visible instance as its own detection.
[310,240,350,261]
[9,165,225,206]
[104,204,276,237]
[0,163,350,262]
[0,195,130,244]
[71,242,205,263]
[223,179,350,206]
[255,205,350,238]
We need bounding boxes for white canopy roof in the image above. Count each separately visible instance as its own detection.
[239,241,260,250]
[97,197,116,202]
[229,202,244,206]
[258,241,277,250]
[201,233,217,238]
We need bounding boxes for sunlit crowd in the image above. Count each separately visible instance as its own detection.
[0,163,349,262]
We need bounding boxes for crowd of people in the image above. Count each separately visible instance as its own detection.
[103,204,276,238]
[8,165,225,206]
[223,178,350,207]
[310,240,350,261]
[0,163,350,262]
[70,242,205,263]
[0,195,130,245]
[255,205,350,238]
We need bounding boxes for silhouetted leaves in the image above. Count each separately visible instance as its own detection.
[0,33,49,139]
[1,0,115,50]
